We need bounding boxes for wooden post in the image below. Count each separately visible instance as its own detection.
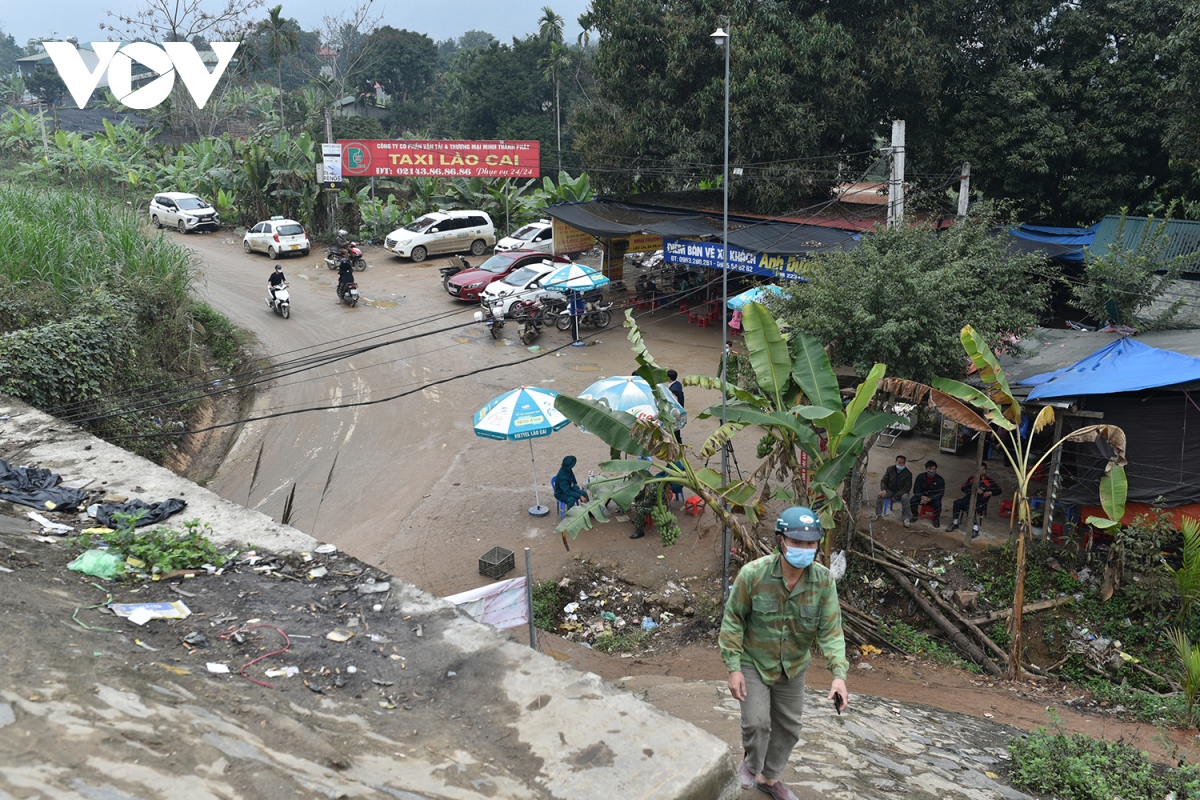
[957,162,971,217]
[963,434,985,548]
[1042,414,1065,538]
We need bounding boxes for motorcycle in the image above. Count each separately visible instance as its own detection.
[266,283,291,319]
[474,298,506,340]
[539,296,569,328]
[336,280,359,307]
[555,295,613,331]
[510,298,545,345]
[326,244,366,272]
[440,255,470,290]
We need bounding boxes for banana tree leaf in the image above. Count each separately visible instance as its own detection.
[695,467,724,490]
[930,378,1011,430]
[879,376,997,432]
[556,477,647,539]
[599,459,656,474]
[1032,405,1055,435]
[814,446,862,487]
[841,363,886,438]
[791,332,841,411]
[851,412,908,439]
[717,406,809,437]
[740,302,792,404]
[1099,462,1128,523]
[791,405,841,420]
[686,376,761,407]
[1062,424,1128,464]
[960,325,1021,424]
[554,394,649,457]
[698,421,747,460]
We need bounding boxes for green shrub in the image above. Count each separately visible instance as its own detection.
[82,515,227,574]
[531,580,569,631]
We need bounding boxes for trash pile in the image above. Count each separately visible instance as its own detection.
[551,570,702,650]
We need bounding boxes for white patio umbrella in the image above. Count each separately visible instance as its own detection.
[543,264,612,346]
[473,386,570,516]
[578,375,687,430]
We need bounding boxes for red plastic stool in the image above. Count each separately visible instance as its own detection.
[684,496,705,517]
[999,499,1014,518]
[695,317,709,328]
[919,504,937,521]
[679,302,689,315]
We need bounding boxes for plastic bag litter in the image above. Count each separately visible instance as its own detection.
[67,549,125,579]
[829,550,847,581]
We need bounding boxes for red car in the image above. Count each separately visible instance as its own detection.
[446,250,572,301]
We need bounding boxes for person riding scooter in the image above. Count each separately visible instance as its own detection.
[336,255,356,302]
[335,229,352,257]
[268,264,286,302]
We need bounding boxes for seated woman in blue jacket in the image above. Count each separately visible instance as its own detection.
[553,456,589,509]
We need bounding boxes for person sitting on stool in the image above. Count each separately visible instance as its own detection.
[948,462,1001,533]
[874,455,912,522]
[553,456,589,510]
[907,460,946,528]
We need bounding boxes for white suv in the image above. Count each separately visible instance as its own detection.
[384,210,495,262]
[149,192,220,233]
[480,260,566,317]
[495,219,553,253]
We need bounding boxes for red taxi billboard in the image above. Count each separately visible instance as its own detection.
[338,140,540,179]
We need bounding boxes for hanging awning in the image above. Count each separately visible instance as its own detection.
[1020,337,1200,400]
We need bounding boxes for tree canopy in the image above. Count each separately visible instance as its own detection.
[768,212,1054,384]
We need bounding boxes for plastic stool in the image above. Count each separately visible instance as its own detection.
[696,317,709,328]
[551,476,568,519]
[999,499,1014,518]
[678,302,689,315]
[880,498,893,517]
[684,496,705,517]
[919,504,937,521]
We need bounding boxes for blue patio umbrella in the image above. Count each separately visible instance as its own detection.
[473,386,570,516]
[578,376,687,430]
[541,263,612,292]
[726,284,783,309]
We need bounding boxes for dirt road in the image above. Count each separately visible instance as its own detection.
[188,234,733,598]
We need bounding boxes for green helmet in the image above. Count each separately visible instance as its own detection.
[775,506,822,541]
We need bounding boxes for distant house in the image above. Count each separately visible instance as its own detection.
[1088,214,1200,327]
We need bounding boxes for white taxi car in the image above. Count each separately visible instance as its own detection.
[243,217,311,259]
[495,219,553,253]
[480,259,566,317]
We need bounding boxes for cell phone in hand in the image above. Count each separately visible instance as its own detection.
[832,692,845,715]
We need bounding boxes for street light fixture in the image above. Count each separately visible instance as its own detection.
[711,23,731,597]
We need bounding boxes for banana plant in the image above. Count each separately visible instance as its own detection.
[880,324,1127,679]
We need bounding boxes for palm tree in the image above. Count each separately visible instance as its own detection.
[539,41,572,174]
[256,5,299,125]
[538,6,565,44]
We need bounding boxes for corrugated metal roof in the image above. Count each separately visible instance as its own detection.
[1090,214,1200,273]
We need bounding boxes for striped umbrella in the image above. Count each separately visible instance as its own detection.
[541,263,612,292]
[578,375,686,430]
[473,386,570,516]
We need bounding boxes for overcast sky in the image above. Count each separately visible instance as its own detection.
[2,0,591,49]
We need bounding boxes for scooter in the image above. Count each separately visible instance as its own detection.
[326,244,366,272]
[266,284,291,319]
[555,297,613,331]
[440,255,470,290]
[336,280,359,307]
[510,298,545,346]
[474,298,506,340]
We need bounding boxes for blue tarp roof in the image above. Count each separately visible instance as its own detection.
[1005,223,1097,265]
[1019,337,1200,400]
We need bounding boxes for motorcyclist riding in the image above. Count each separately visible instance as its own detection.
[334,229,351,257]
[268,264,286,302]
[336,254,355,302]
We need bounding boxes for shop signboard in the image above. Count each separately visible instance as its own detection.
[320,143,343,190]
[552,218,595,255]
[339,139,540,178]
[662,237,810,282]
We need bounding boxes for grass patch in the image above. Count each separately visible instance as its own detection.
[880,620,981,673]
[592,628,650,654]
[80,515,227,574]
[532,580,570,632]
[1008,714,1200,799]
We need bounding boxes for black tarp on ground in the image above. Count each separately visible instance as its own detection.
[1059,392,1200,506]
[546,200,860,256]
[0,459,87,511]
[94,498,188,528]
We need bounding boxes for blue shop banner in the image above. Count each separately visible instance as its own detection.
[662,238,809,281]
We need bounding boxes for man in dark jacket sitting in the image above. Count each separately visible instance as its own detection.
[907,460,946,528]
[874,455,913,522]
[948,462,1002,533]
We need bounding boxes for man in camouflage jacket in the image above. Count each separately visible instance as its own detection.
[719,506,849,800]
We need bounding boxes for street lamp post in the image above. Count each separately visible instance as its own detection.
[711,23,731,599]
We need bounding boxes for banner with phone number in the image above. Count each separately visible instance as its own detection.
[339,139,540,178]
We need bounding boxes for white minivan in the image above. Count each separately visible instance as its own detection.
[148,192,221,233]
[384,210,495,262]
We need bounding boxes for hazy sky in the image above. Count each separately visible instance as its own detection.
[2,0,591,48]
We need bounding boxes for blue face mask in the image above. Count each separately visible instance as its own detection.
[895,464,905,472]
[783,545,817,569]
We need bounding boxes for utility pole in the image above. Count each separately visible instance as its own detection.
[957,162,971,218]
[324,106,336,233]
[886,119,906,228]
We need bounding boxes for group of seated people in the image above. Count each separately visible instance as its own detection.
[874,455,1001,534]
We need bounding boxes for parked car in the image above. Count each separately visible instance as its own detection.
[480,259,566,317]
[447,251,572,302]
[384,210,495,262]
[495,219,553,253]
[243,217,310,258]
[148,192,220,233]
